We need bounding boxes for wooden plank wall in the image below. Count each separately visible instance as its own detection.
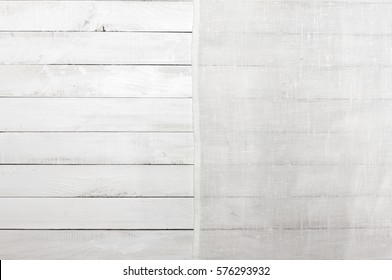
[0,0,194,259]
[194,0,392,259]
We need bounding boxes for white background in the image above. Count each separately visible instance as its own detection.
[2,260,392,280]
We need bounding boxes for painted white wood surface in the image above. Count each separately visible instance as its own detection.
[0,0,194,259]
[200,33,392,66]
[0,198,194,229]
[0,1,193,31]
[0,230,193,260]
[202,99,392,133]
[200,229,392,260]
[0,165,193,197]
[200,65,392,100]
[203,132,392,165]
[195,0,392,259]
[0,32,191,65]
[201,0,392,35]
[0,98,192,131]
[201,164,392,197]
[0,65,192,97]
[0,133,194,164]
[203,197,392,229]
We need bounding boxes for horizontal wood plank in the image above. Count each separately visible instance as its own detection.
[0,133,194,164]
[0,1,193,32]
[200,33,392,66]
[199,229,392,259]
[0,165,193,197]
[201,197,392,230]
[0,198,194,229]
[202,132,392,165]
[200,164,392,197]
[0,65,192,98]
[0,98,192,132]
[0,32,191,65]
[201,1,392,35]
[201,99,392,133]
[200,65,392,100]
[0,230,193,260]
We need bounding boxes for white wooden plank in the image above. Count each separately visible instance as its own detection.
[200,164,392,198]
[0,65,192,98]
[200,33,392,66]
[0,198,194,229]
[0,133,194,164]
[0,230,193,260]
[0,165,193,197]
[0,32,191,65]
[202,99,392,133]
[200,65,392,100]
[0,98,192,132]
[203,132,392,165]
[0,1,193,32]
[201,1,392,35]
[199,229,392,259]
[202,197,392,229]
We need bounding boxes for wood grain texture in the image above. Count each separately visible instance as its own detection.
[0,98,192,131]
[0,1,193,31]
[0,230,193,260]
[200,65,392,100]
[200,229,392,259]
[0,32,191,65]
[0,65,192,98]
[200,33,392,66]
[195,0,392,259]
[0,165,193,197]
[0,198,194,229]
[202,132,392,165]
[201,99,392,133]
[201,1,392,35]
[0,0,195,259]
[0,133,194,164]
[202,197,392,229]
[201,164,392,198]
